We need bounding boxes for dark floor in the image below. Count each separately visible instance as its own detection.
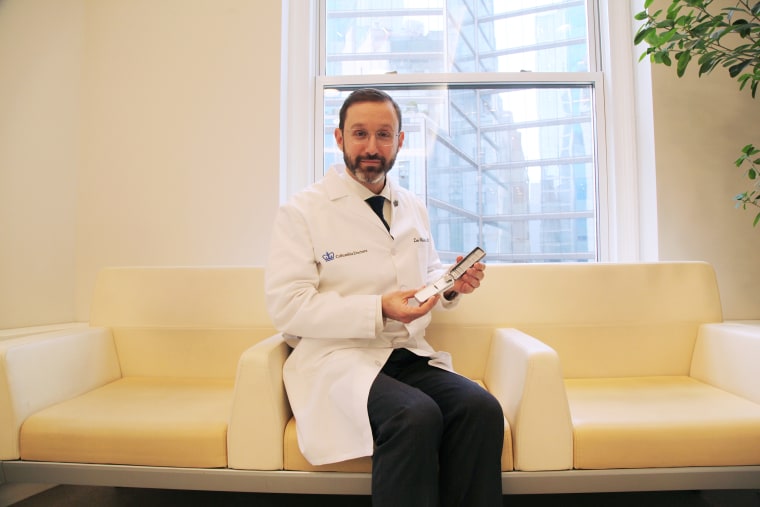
[6,486,760,507]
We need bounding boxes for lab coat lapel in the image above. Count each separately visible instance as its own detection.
[324,167,392,234]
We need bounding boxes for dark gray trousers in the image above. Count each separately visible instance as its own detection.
[367,348,504,507]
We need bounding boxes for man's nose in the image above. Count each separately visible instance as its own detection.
[365,134,380,153]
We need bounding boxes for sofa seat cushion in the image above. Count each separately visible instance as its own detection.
[566,376,760,469]
[19,377,234,468]
[283,380,514,472]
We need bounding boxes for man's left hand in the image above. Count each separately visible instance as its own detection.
[451,258,486,295]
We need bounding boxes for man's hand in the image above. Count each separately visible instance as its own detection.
[451,257,486,295]
[381,288,439,324]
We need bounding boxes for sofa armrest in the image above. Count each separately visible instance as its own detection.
[0,327,120,459]
[691,322,760,405]
[227,333,292,470]
[484,328,573,471]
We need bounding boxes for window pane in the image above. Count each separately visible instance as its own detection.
[324,0,589,75]
[321,0,598,263]
[323,84,597,263]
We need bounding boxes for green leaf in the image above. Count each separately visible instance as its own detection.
[659,28,678,44]
[731,18,752,38]
[645,29,661,46]
[676,51,693,76]
[729,59,752,77]
[634,27,654,45]
[698,58,718,76]
[634,11,649,21]
[753,211,760,226]
[666,2,682,19]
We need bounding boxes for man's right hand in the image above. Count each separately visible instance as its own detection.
[381,288,439,324]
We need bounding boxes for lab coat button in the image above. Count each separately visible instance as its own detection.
[375,360,381,367]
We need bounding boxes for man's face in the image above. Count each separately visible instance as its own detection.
[334,100,404,193]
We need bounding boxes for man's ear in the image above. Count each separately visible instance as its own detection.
[334,127,344,151]
[397,131,405,150]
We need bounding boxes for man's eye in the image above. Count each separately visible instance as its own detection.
[376,131,392,140]
[352,130,368,139]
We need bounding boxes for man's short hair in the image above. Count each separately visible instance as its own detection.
[338,88,403,133]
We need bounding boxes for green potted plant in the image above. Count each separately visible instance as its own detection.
[634,0,760,226]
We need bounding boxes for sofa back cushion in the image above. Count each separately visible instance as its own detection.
[429,262,722,379]
[425,326,493,381]
[89,267,275,378]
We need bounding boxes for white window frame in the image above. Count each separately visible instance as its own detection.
[280,0,657,263]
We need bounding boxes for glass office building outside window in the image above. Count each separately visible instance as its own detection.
[319,0,602,263]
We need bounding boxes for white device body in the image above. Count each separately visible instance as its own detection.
[414,247,485,303]
[413,275,455,303]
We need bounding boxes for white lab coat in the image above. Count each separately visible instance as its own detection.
[265,167,456,465]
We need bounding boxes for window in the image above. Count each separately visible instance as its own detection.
[284,1,655,263]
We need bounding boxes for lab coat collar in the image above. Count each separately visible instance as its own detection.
[326,165,394,204]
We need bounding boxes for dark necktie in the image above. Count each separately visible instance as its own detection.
[366,195,390,231]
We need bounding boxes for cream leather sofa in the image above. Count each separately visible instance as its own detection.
[1,262,759,496]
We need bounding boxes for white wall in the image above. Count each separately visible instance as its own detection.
[650,44,760,320]
[74,0,281,320]
[0,0,83,328]
[0,0,281,328]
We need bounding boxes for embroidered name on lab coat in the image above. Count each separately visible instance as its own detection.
[322,249,368,262]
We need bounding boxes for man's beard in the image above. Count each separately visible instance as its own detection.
[344,153,396,186]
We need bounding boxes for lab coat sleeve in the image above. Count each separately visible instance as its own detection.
[265,203,379,340]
